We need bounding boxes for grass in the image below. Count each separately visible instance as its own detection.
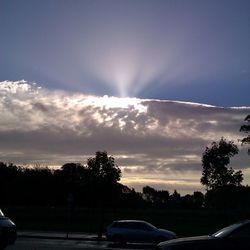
[2,206,249,237]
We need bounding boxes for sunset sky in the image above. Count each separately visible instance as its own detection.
[1,0,250,194]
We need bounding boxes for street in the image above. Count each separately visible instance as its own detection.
[6,238,156,250]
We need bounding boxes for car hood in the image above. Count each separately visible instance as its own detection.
[158,235,212,247]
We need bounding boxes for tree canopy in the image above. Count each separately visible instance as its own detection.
[86,151,121,184]
[240,114,250,155]
[200,138,243,190]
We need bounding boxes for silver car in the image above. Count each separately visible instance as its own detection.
[106,220,176,244]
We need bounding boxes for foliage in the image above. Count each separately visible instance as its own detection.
[200,138,242,190]
[240,114,250,154]
[143,186,169,206]
[0,147,246,211]
[86,151,121,184]
[0,160,206,209]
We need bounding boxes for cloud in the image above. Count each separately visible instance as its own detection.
[0,80,249,193]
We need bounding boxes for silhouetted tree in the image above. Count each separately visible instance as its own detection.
[55,163,87,205]
[86,151,121,238]
[169,190,181,208]
[143,186,157,203]
[240,114,250,155]
[192,191,204,208]
[156,190,170,205]
[117,185,145,208]
[0,162,20,204]
[205,185,250,209]
[201,138,242,190]
[85,151,121,205]
[86,151,121,185]
[59,163,86,190]
[181,194,193,208]
[142,186,169,206]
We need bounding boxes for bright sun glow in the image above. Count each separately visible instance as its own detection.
[83,95,147,113]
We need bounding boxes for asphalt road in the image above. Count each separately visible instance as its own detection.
[6,238,156,250]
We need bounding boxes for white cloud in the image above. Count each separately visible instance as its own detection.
[0,80,249,193]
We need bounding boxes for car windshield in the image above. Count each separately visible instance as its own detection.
[144,222,157,230]
[212,222,243,238]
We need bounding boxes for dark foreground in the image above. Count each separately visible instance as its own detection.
[5,206,250,237]
[6,238,155,250]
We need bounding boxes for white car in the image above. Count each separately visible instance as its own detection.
[106,220,176,244]
[0,209,16,249]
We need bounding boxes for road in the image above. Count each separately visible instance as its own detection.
[6,238,156,250]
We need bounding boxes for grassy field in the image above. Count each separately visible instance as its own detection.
[3,206,250,237]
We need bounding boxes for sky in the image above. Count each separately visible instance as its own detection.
[0,0,250,194]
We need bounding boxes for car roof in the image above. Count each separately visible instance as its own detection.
[233,220,250,226]
[113,220,147,223]
[238,220,250,226]
[240,219,250,224]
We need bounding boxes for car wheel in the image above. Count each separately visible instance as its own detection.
[113,234,126,245]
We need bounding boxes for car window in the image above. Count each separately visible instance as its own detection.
[145,222,156,230]
[133,222,147,230]
[119,222,141,230]
[131,222,154,231]
[124,222,133,229]
[115,222,131,229]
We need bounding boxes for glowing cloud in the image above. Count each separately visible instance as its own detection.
[0,80,250,193]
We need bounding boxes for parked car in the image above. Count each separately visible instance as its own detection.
[0,209,16,249]
[106,220,176,244]
[157,220,250,250]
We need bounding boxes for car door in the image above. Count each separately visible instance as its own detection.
[119,222,135,242]
[131,222,155,243]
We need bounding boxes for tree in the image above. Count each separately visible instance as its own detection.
[192,191,204,208]
[142,186,169,206]
[200,138,243,190]
[240,114,250,155]
[169,190,181,208]
[142,186,157,203]
[59,163,86,188]
[205,185,250,209]
[56,163,87,205]
[86,151,121,184]
[86,151,122,238]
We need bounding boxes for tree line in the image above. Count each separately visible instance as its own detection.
[0,114,249,210]
[0,155,204,209]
